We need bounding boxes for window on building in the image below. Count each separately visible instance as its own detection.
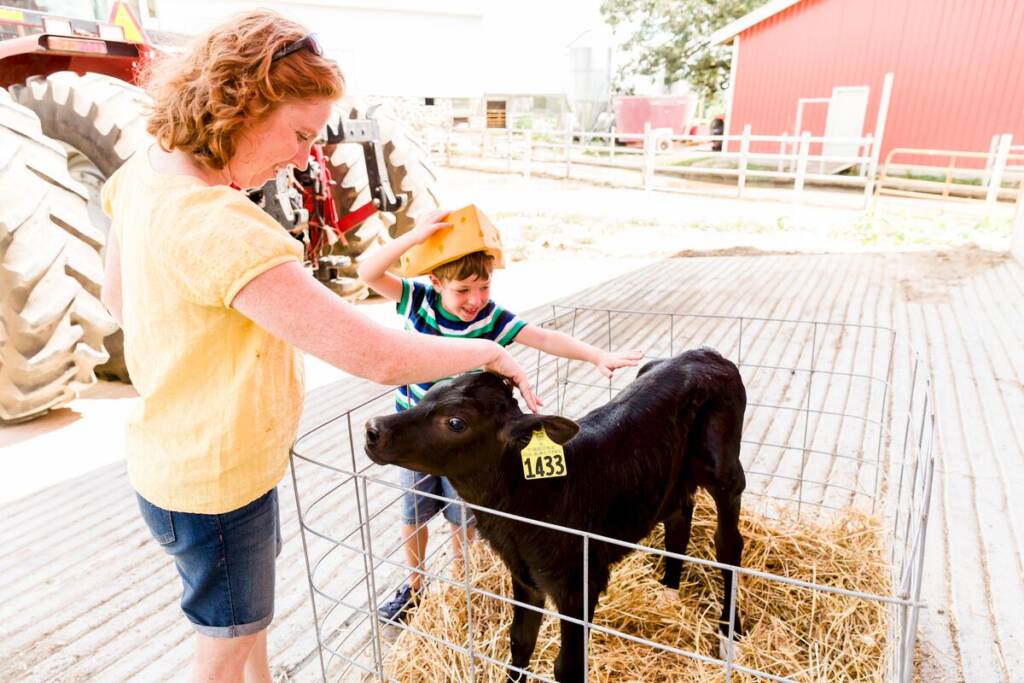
[486,100,507,129]
[424,97,435,106]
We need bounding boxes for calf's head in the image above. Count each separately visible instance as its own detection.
[364,372,579,478]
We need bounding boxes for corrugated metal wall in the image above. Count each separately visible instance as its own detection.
[728,0,1024,167]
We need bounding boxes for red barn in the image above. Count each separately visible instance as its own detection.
[710,0,1024,169]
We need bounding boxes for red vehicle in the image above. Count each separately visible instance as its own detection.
[0,2,440,423]
[613,94,695,147]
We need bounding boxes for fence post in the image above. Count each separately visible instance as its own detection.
[1011,181,1024,265]
[737,124,751,198]
[794,131,811,203]
[864,72,894,211]
[982,133,1000,187]
[609,129,615,159]
[564,115,574,179]
[424,127,435,164]
[445,125,452,165]
[480,127,486,157]
[777,130,787,173]
[506,128,513,172]
[642,122,653,191]
[863,136,880,210]
[860,133,875,209]
[859,133,873,177]
[524,130,532,180]
[986,133,1012,209]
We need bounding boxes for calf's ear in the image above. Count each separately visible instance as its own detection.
[507,414,580,446]
[540,415,580,444]
[637,358,665,377]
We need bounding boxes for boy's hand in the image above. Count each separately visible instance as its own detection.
[594,348,644,379]
[410,209,453,244]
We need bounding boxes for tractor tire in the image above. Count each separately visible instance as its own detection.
[0,90,118,423]
[322,100,444,298]
[10,71,152,383]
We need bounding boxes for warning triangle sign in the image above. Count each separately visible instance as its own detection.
[108,1,150,44]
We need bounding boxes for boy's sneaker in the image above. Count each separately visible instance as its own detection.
[377,583,417,623]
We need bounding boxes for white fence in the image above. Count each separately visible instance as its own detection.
[424,124,1022,213]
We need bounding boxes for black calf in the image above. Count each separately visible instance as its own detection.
[364,348,746,683]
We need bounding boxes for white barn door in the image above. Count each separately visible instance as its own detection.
[822,86,869,172]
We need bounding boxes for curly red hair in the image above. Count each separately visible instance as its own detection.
[141,10,345,170]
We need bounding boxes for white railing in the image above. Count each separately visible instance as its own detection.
[426,124,878,208]
[424,125,1021,214]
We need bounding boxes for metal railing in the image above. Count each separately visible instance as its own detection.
[290,306,935,682]
[876,143,1024,207]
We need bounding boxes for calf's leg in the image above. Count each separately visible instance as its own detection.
[702,401,746,638]
[712,488,744,637]
[552,570,605,683]
[661,487,696,590]
[507,578,546,682]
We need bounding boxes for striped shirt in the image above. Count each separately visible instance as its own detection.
[395,278,526,411]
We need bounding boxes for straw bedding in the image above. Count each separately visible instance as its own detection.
[382,493,891,682]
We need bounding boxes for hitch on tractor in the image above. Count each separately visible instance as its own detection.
[250,111,407,271]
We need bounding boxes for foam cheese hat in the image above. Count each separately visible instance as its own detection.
[400,204,505,277]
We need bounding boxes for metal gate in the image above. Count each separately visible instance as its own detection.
[289,306,935,682]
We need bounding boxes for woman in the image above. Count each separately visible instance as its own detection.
[100,10,538,682]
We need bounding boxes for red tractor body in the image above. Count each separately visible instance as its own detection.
[0,4,153,87]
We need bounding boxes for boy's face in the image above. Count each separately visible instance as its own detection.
[429,273,492,322]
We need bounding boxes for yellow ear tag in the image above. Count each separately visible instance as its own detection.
[521,429,567,480]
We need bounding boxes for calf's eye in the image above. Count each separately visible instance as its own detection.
[447,417,467,432]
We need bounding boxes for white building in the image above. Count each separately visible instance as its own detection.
[147,0,485,99]
[144,0,610,130]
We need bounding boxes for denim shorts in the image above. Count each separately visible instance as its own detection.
[399,468,474,527]
[137,488,282,638]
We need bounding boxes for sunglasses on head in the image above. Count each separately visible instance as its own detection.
[271,33,323,62]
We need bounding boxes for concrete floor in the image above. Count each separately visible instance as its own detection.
[2,247,1022,681]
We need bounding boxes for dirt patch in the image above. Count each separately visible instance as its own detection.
[894,245,1008,303]
[898,278,951,304]
[673,246,804,258]
[439,168,1014,268]
[904,245,1007,280]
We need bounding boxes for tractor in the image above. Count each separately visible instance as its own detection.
[0,2,442,423]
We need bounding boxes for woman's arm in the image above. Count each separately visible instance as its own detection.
[100,228,123,325]
[232,261,541,410]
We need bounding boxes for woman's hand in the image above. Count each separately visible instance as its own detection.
[410,209,453,244]
[593,348,644,379]
[484,347,543,413]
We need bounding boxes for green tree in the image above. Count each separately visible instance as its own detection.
[601,0,764,100]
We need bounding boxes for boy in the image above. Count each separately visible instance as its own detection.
[358,209,643,623]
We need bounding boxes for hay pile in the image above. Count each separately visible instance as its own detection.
[383,494,891,682]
